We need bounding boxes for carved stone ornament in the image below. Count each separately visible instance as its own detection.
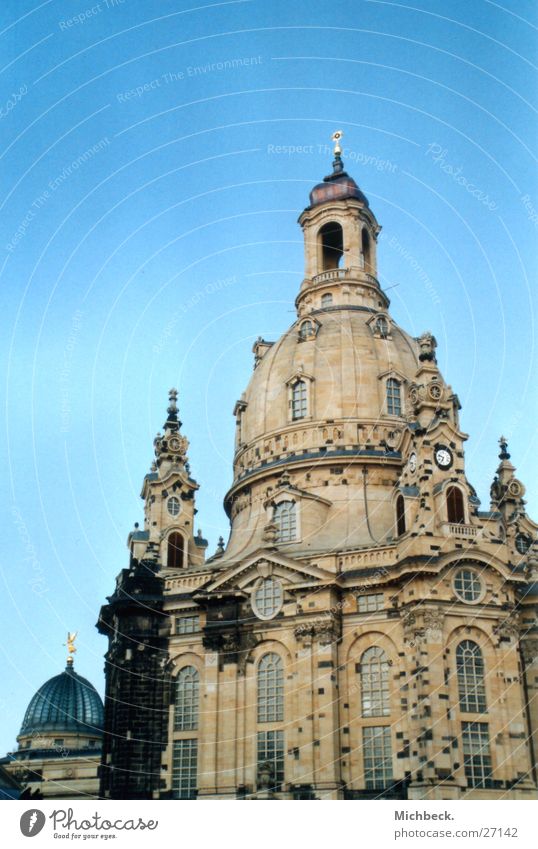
[520,639,538,666]
[262,522,278,544]
[493,615,521,643]
[294,619,339,646]
[418,332,437,363]
[423,607,445,638]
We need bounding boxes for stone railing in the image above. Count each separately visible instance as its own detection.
[166,573,209,591]
[311,268,350,284]
[338,545,396,571]
[443,523,479,539]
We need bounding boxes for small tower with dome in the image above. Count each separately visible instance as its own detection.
[1,636,103,799]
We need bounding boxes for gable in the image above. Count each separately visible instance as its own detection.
[204,548,334,593]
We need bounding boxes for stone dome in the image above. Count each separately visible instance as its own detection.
[236,307,419,465]
[19,662,104,738]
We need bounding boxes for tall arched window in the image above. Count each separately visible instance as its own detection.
[291,380,307,420]
[321,293,333,307]
[174,666,199,730]
[360,646,390,717]
[362,228,372,272]
[168,532,185,569]
[273,501,297,543]
[386,379,402,416]
[257,653,284,723]
[257,654,285,791]
[318,222,343,270]
[396,494,406,537]
[456,641,487,713]
[447,486,465,524]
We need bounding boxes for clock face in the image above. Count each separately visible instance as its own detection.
[408,452,417,474]
[434,445,453,469]
[169,437,181,451]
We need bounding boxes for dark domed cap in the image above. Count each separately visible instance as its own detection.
[308,153,369,208]
[19,663,104,737]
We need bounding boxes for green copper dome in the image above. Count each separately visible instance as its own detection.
[19,662,104,737]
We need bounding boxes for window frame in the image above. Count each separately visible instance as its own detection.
[257,729,285,792]
[386,378,402,416]
[167,496,181,517]
[362,726,393,789]
[357,593,384,614]
[360,646,391,718]
[291,379,308,420]
[174,665,200,731]
[175,615,200,635]
[461,721,493,789]
[257,653,284,723]
[252,577,284,621]
[453,567,485,605]
[273,499,298,543]
[456,640,487,714]
[172,738,198,799]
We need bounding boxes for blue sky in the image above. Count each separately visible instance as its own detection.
[0,0,536,755]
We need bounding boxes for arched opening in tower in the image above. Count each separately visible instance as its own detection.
[168,532,185,569]
[396,494,406,537]
[446,486,465,524]
[362,228,372,273]
[318,222,344,271]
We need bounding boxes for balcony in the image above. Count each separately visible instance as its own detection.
[312,268,350,284]
[443,523,479,539]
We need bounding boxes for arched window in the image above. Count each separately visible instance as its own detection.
[456,641,487,713]
[360,646,390,717]
[386,379,402,416]
[291,380,307,420]
[376,316,389,338]
[396,494,406,537]
[258,653,284,723]
[318,222,344,270]
[299,320,313,340]
[362,228,372,272]
[168,532,185,569]
[321,293,333,307]
[174,666,199,730]
[447,486,465,524]
[274,501,297,543]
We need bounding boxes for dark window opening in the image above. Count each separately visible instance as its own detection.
[168,532,185,569]
[447,486,465,524]
[362,228,372,272]
[318,222,344,270]
[396,494,406,536]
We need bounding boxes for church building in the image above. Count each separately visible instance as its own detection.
[97,139,538,800]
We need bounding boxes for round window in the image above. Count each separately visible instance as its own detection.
[167,496,181,517]
[453,568,484,604]
[252,578,283,620]
[515,533,531,555]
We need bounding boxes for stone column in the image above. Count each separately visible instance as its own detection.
[404,606,462,800]
[197,650,219,798]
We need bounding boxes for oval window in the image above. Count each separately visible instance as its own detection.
[252,578,283,620]
[167,496,181,517]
